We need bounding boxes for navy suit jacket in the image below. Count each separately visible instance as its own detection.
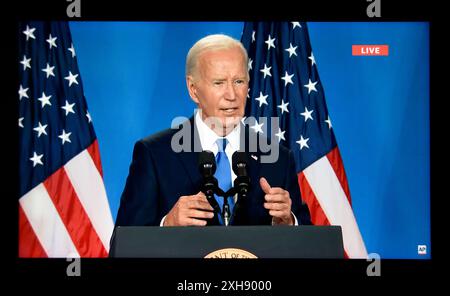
[115,117,311,226]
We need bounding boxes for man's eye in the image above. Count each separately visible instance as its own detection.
[235,80,244,84]
[214,81,223,85]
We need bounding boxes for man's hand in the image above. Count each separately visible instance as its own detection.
[260,177,294,225]
[164,192,214,226]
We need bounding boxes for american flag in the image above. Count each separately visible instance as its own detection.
[18,21,113,257]
[241,22,367,258]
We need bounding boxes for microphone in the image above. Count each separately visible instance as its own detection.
[232,152,250,194]
[231,152,251,222]
[198,150,216,177]
[198,150,221,221]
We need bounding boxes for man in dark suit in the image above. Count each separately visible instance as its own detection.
[115,34,311,227]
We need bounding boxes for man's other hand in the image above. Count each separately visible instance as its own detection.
[164,192,214,226]
[260,177,294,225]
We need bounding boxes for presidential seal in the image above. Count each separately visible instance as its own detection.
[204,248,257,259]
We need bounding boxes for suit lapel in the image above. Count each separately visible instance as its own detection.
[175,116,202,188]
[230,125,263,225]
[242,124,261,196]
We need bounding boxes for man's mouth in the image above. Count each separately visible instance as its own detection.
[220,107,238,114]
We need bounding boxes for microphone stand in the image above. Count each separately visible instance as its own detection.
[216,180,250,226]
[201,178,235,226]
[231,176,249,224]
[201,175,222,224]
[222,197,230,226]
[215,187,234,226]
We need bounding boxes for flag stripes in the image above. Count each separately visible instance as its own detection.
[87,140,104,177]
[64,147,114,251]
[302,151,367,258]
[19,141,112,257]
[298,172,331,225]
[326,147,352,204]
[43,167,107,257]
[20,184,80,257]
[19,206,48,258]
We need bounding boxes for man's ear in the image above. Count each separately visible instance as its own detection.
[186,75,199,104]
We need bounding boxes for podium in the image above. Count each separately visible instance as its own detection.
[109,226,344,258]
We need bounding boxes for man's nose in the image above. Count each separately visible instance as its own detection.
[224,82,237,101]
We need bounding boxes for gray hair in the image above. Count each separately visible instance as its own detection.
[186,34,249,80]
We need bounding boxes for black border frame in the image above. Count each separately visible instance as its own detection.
[7,0,443,286]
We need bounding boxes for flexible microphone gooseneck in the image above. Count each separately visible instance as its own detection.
[231,152,251,222]
[198,151,221,221]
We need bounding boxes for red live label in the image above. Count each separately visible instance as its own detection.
[352,45,389,56]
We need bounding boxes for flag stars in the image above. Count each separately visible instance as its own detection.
[281,71,294,86]
[275,128,286,142]
[37,92,52,108]
[252,31,256,42]
[20,55,31,71]
[65,71,79,87]
[292,22,302,29]
[325,115,332,129]
[86,111,92,123]
[304,79,318,94]
[277,99,289,114]
[309,52,316,66]
[260,64,272,78]
[30,152,44,167]
[300,107,314,122]
[68,43,76,58]
[46,34,57,49]
[23,25,36,41]
[247,88,251,99]
[255,92,269,107]
[61,100,76,116]
[33,122,48,137]
[296,135,310,150]
[285,43,298,58]
[19,117,24,128]
[248,58,253,71]
[18,85,29,100]
[42,63,55,78]
[58,129,72,145]
[250,120,264,134]
[265,35,276,50]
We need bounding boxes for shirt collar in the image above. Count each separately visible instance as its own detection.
[195,110,240,153]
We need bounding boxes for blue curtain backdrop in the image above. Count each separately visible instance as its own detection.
[69,21,430,259]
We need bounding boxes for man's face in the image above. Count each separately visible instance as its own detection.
[187,47,249,136]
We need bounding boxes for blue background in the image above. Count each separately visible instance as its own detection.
[69,22,430,259]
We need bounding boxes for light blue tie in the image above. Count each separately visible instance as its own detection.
[214,138,234,225]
